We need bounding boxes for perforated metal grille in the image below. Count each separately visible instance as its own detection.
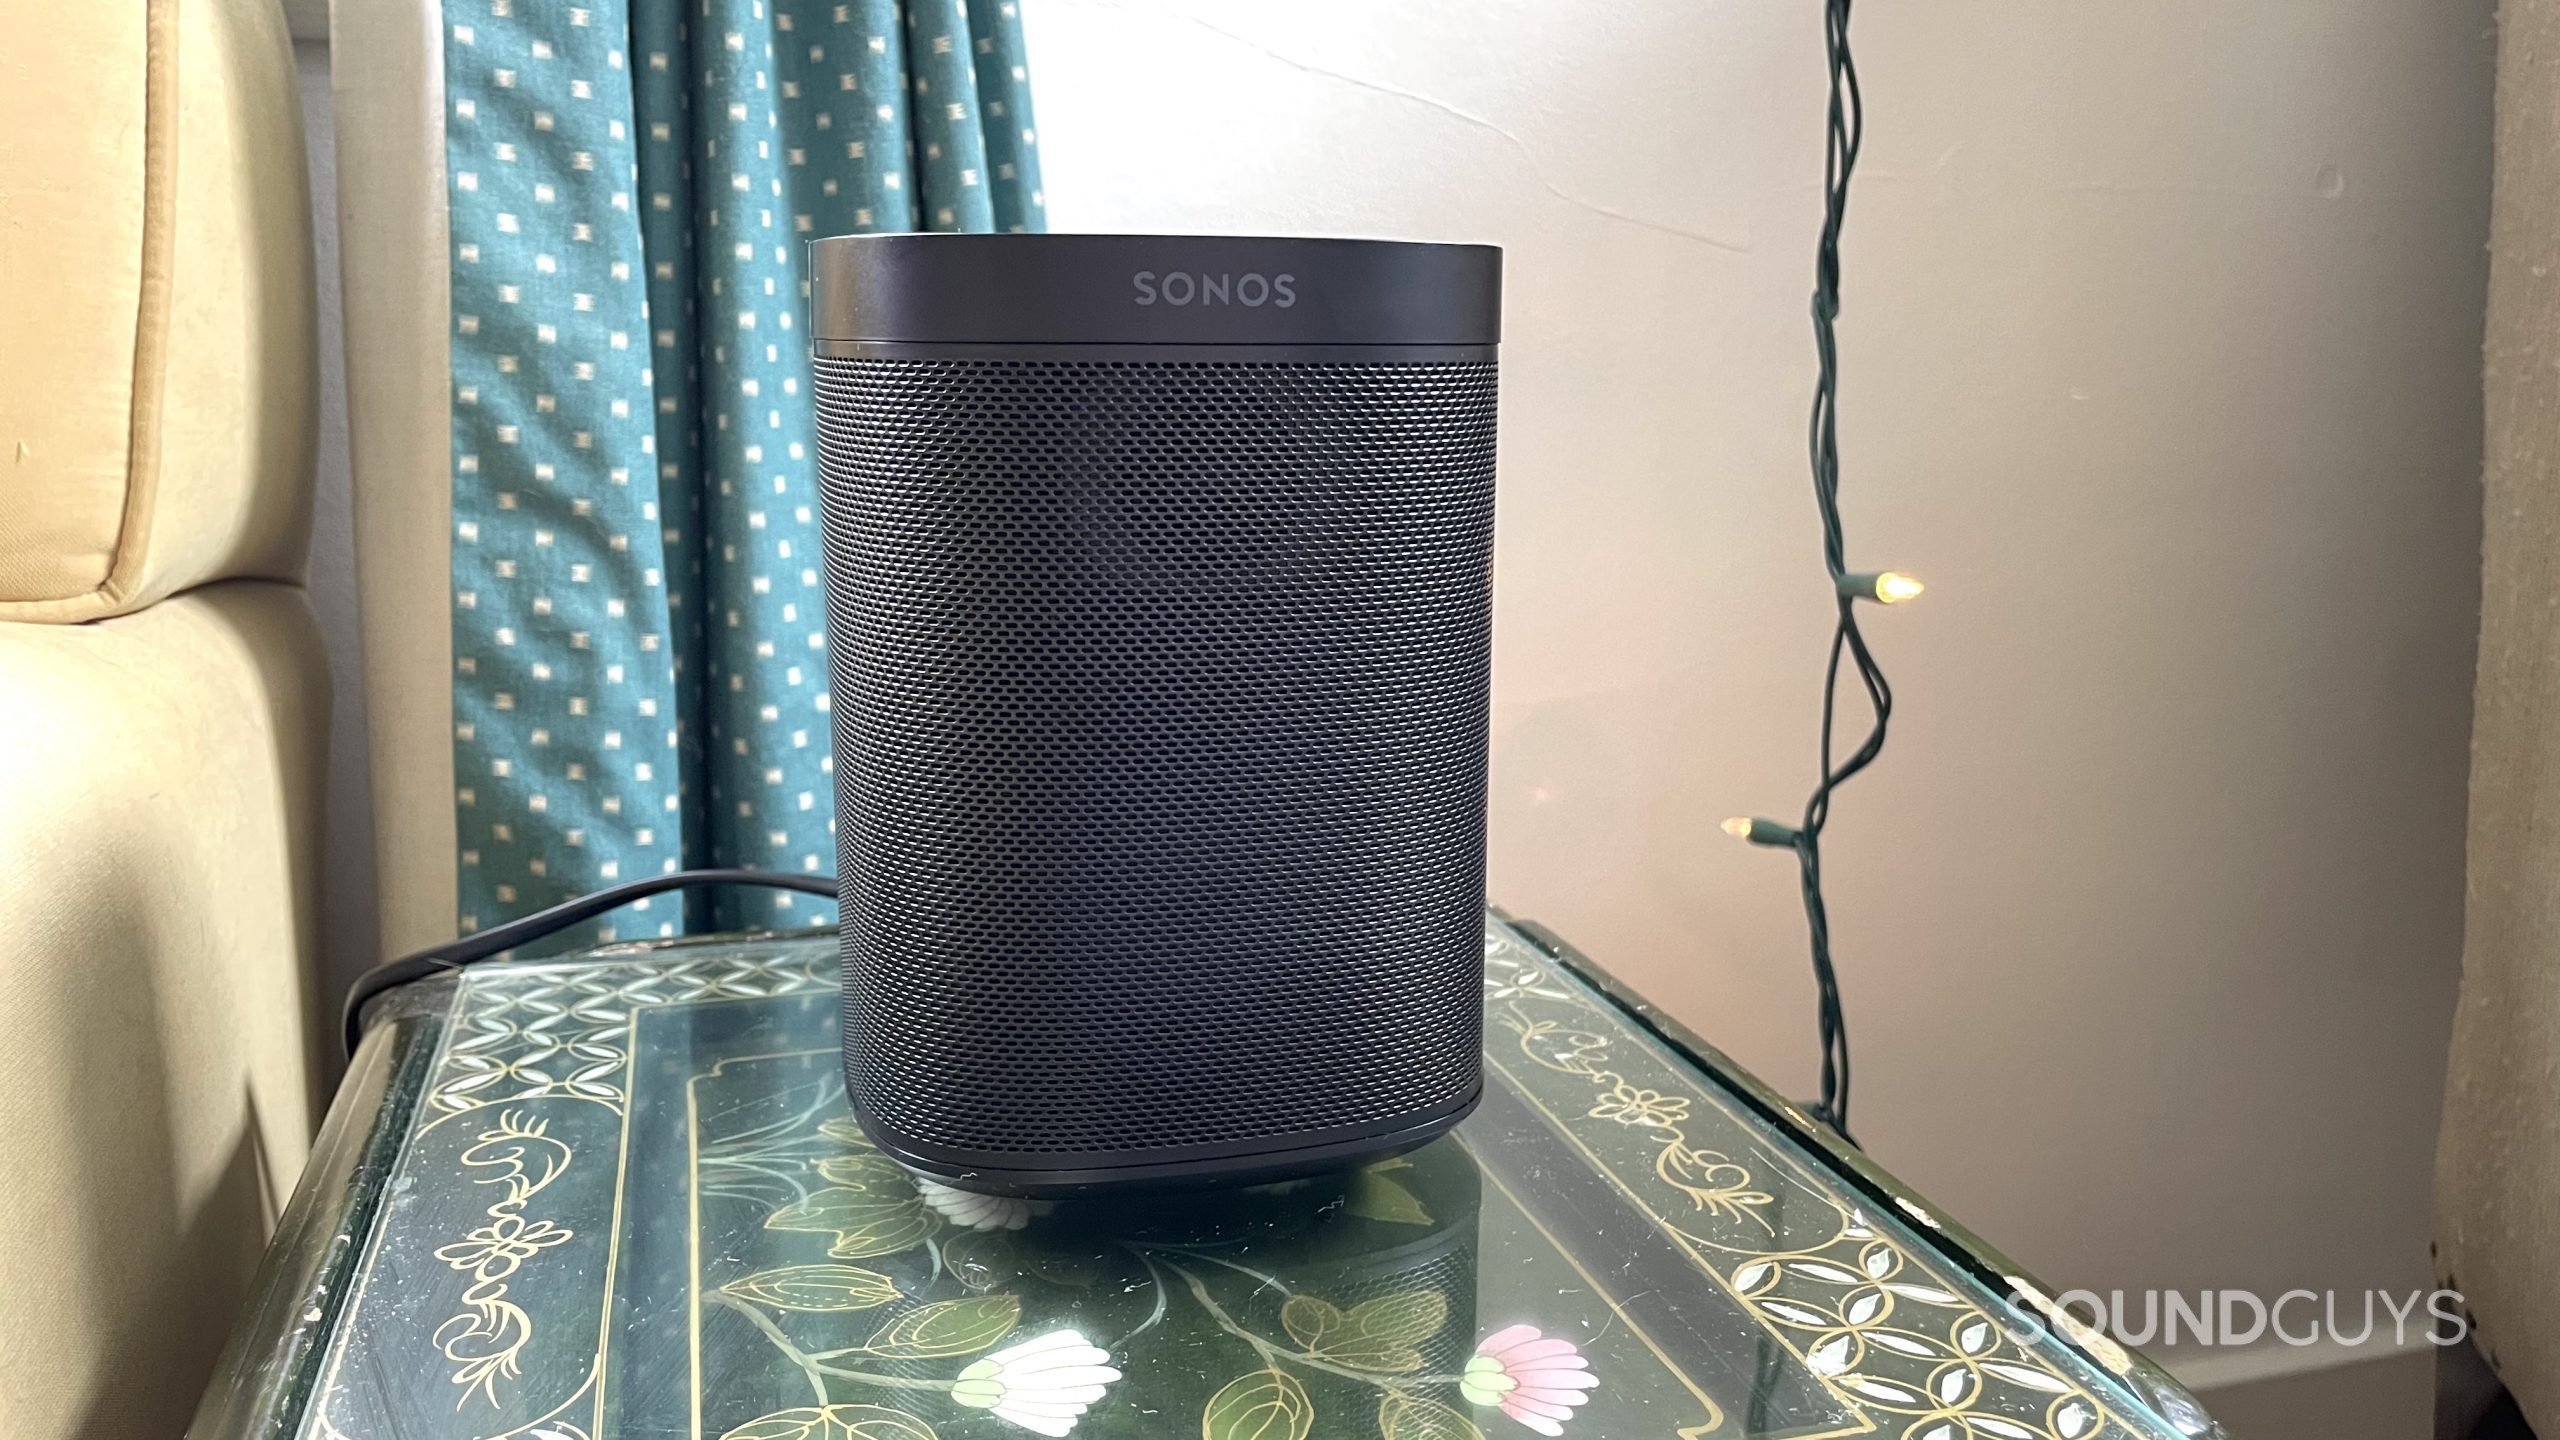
[813,356,1495,1159]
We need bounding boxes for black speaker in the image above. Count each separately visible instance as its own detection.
[809,234,1500,1196]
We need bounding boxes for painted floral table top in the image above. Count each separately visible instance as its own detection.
[199,916,2221,1440]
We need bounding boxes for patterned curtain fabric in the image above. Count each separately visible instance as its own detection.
[443,1,1043,944]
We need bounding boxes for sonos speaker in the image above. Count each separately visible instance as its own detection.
[808,234,1500,1196]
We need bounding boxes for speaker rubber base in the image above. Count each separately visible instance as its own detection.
[851,1083,1484,1200]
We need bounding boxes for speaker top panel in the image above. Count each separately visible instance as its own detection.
[807,233,1500,348]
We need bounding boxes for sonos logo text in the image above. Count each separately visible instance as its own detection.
[1131,270,1297,308]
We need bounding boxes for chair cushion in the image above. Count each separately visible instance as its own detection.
[0,0,315,622]
[0,580,327,1433]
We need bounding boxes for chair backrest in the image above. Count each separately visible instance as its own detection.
[0,0,316,623]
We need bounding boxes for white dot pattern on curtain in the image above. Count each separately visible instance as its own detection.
[444,0,1043,946]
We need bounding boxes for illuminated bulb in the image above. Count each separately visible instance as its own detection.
[1724,816,1801,848]
[1837,570,1926,604]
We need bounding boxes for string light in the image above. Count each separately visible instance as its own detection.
[1721,0,1914,1146]
[1837,570,1925,604]
[1723,816,1803,848]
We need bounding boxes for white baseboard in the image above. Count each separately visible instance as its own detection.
[2167,1330,2436,1392]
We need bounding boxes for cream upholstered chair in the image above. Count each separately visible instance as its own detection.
[0,0,327,1432]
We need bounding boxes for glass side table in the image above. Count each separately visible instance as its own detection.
[192,914,2223,1440]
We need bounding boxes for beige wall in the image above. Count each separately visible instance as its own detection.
[1027,0,2492,1404]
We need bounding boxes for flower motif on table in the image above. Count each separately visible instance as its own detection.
[435,1212,576,1272]
[1460,1324,1600,1436]
[915,1178,1050,1232]
[949,1328,1122,1436]
[1586,1080,1691,1129]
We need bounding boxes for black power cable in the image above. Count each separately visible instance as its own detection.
[339,868,838,1058]
[1729,0,1902,1146]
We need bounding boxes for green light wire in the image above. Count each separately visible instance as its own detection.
[1792,0,1883,1143]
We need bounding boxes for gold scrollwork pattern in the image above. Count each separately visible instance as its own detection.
[312,945,869,1440]
[1485,926,2135,1440]
[297,925,2201,1440]
[434,1109,580,1408]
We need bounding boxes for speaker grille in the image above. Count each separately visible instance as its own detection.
[813,356,1495,1160]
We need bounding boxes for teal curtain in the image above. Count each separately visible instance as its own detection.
[443,1,1043,944]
